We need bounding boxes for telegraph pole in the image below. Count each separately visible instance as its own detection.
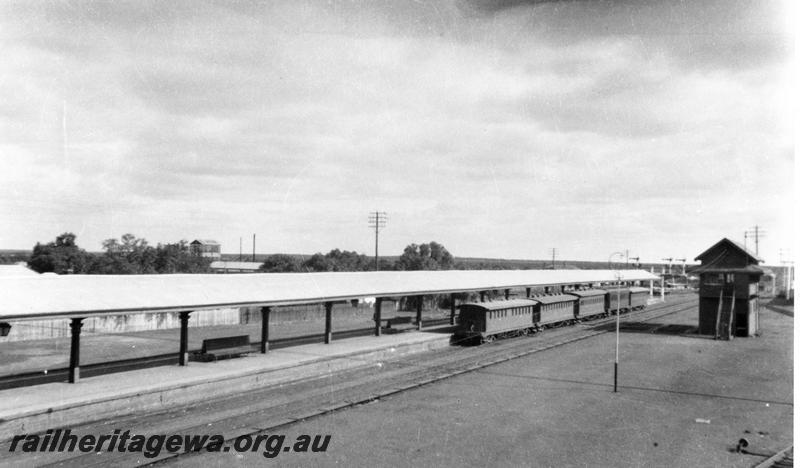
[368,212,387,271]
[745,225,766,257]
[549,248,557,269]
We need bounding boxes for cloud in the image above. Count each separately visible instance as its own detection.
[0,0,793,261]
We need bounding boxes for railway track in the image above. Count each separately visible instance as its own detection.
[755,446,793,468]
[29,297,696,467]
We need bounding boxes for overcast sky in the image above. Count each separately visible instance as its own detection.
[0,0,794,264]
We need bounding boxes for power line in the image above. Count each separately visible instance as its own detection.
[367,212,387,271]
[548,248,557,269]
[744,225,766,258]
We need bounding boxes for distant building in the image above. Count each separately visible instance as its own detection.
[759,268,776,297]
[690,238,763,339]
[190,240,221,259]
[210,261,262,274]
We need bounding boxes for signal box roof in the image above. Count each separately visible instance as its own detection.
[693,238,761,264]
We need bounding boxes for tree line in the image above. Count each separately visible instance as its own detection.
[27,234,459,275]
[259,242,455,273]
[28,233,211,274]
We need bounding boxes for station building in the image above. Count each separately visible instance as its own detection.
[190,239,221,259]
[691,238,763,339]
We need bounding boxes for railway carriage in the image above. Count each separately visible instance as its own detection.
[534,294,578,326]
[628,286,649,310]
[566,289,607,320]
[455,285,652,345]
[455,299,537,343]
[605,286,631,314]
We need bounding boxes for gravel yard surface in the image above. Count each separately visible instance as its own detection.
[198,300,792,467]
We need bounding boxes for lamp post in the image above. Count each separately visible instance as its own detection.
[609,252,624,393]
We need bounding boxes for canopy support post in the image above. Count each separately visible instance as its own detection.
[260,306,270,353]
[374,298,383,336]
[179,311,191,366]
[68,317,84,383]
[450,293,457,325]
[416,297,423,330]
[324,302,333,344]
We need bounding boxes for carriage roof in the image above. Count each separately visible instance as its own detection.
[458,299,539,310]
[566,289,607,297]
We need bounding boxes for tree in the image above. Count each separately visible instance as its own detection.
[325,249,366,271]
[396,241,454,271]
[259,254,302,273]
[378,258,395,271]
[154,240,211,273]
[302,253,333,272]
[301,249,371,272]
[28,232,91,274]
[87,233,157,274]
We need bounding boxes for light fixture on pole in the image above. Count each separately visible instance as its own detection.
[609,251,624,393]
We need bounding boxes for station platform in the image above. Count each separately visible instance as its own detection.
[0,324,454,441]
[0,309,449,376]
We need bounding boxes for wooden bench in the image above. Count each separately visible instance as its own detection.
[378,316,416,332]
[199,335,252,362]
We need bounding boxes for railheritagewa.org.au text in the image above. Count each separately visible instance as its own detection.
[9,429,331,459]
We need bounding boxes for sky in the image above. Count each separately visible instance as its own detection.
[0,0,794,264]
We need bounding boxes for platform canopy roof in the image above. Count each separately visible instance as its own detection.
[0,263,39,277]
[0,269,658,320]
